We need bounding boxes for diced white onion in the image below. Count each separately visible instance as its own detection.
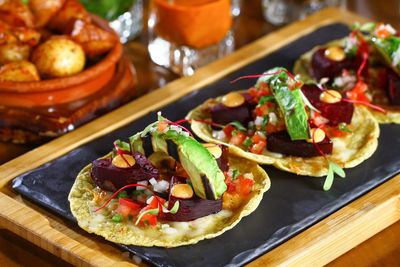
[146,196,154,204]
[162,226,178,235]
[170,125,182,133]
[268,112,278,125]
[153,180,170,193]
[149,178,157,186]
[212,130,226,140]
[254,116,263,126]
[181,131,189,137]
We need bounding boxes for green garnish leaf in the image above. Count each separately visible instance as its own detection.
[231,129,238,136]
[243,137,252,151]
[258,95,275,105]
[323,161,346,191]
[232,169,240,180]
[117,191,128,199]
[331,161,346,178]
[261,115,269,129]
[338,123,352,133]
[135,208,159,225]
[360,22,376,32]
[257,67,309,140]
[229,121,247,131]
[114,139,131,152]
[169,201,180,214]
[112,214,123,223]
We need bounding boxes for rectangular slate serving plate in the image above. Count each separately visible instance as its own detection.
[12,23,400,267]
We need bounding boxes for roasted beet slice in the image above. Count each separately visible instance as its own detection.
[387,69,400,105]
[91,152,159,191]
[216,145,229,172]
[163,176,222,221]
[210,93,254,126]
[267,131,332,157]
[311,47,362,81]
[301,84,354,125]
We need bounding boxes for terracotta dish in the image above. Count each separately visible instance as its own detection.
[0,16,122,107]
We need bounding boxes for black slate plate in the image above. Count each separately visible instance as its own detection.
[12,23,400,267]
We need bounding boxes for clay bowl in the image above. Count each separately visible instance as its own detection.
[0,16,122,108]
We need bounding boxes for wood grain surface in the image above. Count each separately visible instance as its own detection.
[0,0,399,266]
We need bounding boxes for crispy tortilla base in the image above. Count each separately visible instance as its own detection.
[69,154,270,247]
[293,39,400,124]
[188,100,379,176]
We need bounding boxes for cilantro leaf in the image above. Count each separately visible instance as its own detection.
[323,161,346,191]
[258,95,275,105]
[232,169,240,180]
[338,123,352,133]
[229,121,247,131]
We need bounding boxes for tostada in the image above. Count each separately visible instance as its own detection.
[294,22,400,123]
[69,114,270,247]
[187,67,379,189]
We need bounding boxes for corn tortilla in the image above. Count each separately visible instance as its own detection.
[293,39,400,124]
[69,154,270,247]
[187,97,379,177]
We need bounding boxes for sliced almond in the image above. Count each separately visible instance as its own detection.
[221,92,245,107]
[324,46,346,61]
[306,128,326,143]
[112,154,135,168]
[202,143,222,159]
[320,89,342,104]
[171,184,193,199]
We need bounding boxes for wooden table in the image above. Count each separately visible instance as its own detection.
[0,0,399,266]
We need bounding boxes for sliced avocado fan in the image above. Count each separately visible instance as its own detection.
[256,67,310,140]
[129,117,227,200]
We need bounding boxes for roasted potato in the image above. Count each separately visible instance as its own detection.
[31,38,85,78]
[29,0,65,28]
[0,0,34,28]
[49,0,90,32]
[0,43,30,64]
[14,28,41,47]
[0,60,40,82]
[69,19,116,57]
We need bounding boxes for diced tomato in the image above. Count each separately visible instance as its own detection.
[115,204,132,218]
[248,87,258,99]
[255,104,268,116]
[139,213,158,227]
[376,27,390,39]
[230,131,246,146]
[119,198,141,210]
[238,178,254,195]
[223,124,235,138]
[224,174,236,193]
[347,80,370,102]
[251,132,266,144]
[115,198,141,218]
[147,196,166,210]
[250,140,266,154]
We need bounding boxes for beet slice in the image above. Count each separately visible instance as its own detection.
[210,93,254,126]
[267,131,332,157]
[91,152,159,191]
[216,145,229,172]
[387,69,400,105]
[163,176,222,222]
[301,84,354,126]
[311,47,362,81]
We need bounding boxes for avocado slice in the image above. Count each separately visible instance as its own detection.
[162,130,227,200]
[129,118,227,200]
[256,67,310,140]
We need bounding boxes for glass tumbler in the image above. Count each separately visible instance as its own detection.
[148,0,234,76]
[82,0,143,43]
